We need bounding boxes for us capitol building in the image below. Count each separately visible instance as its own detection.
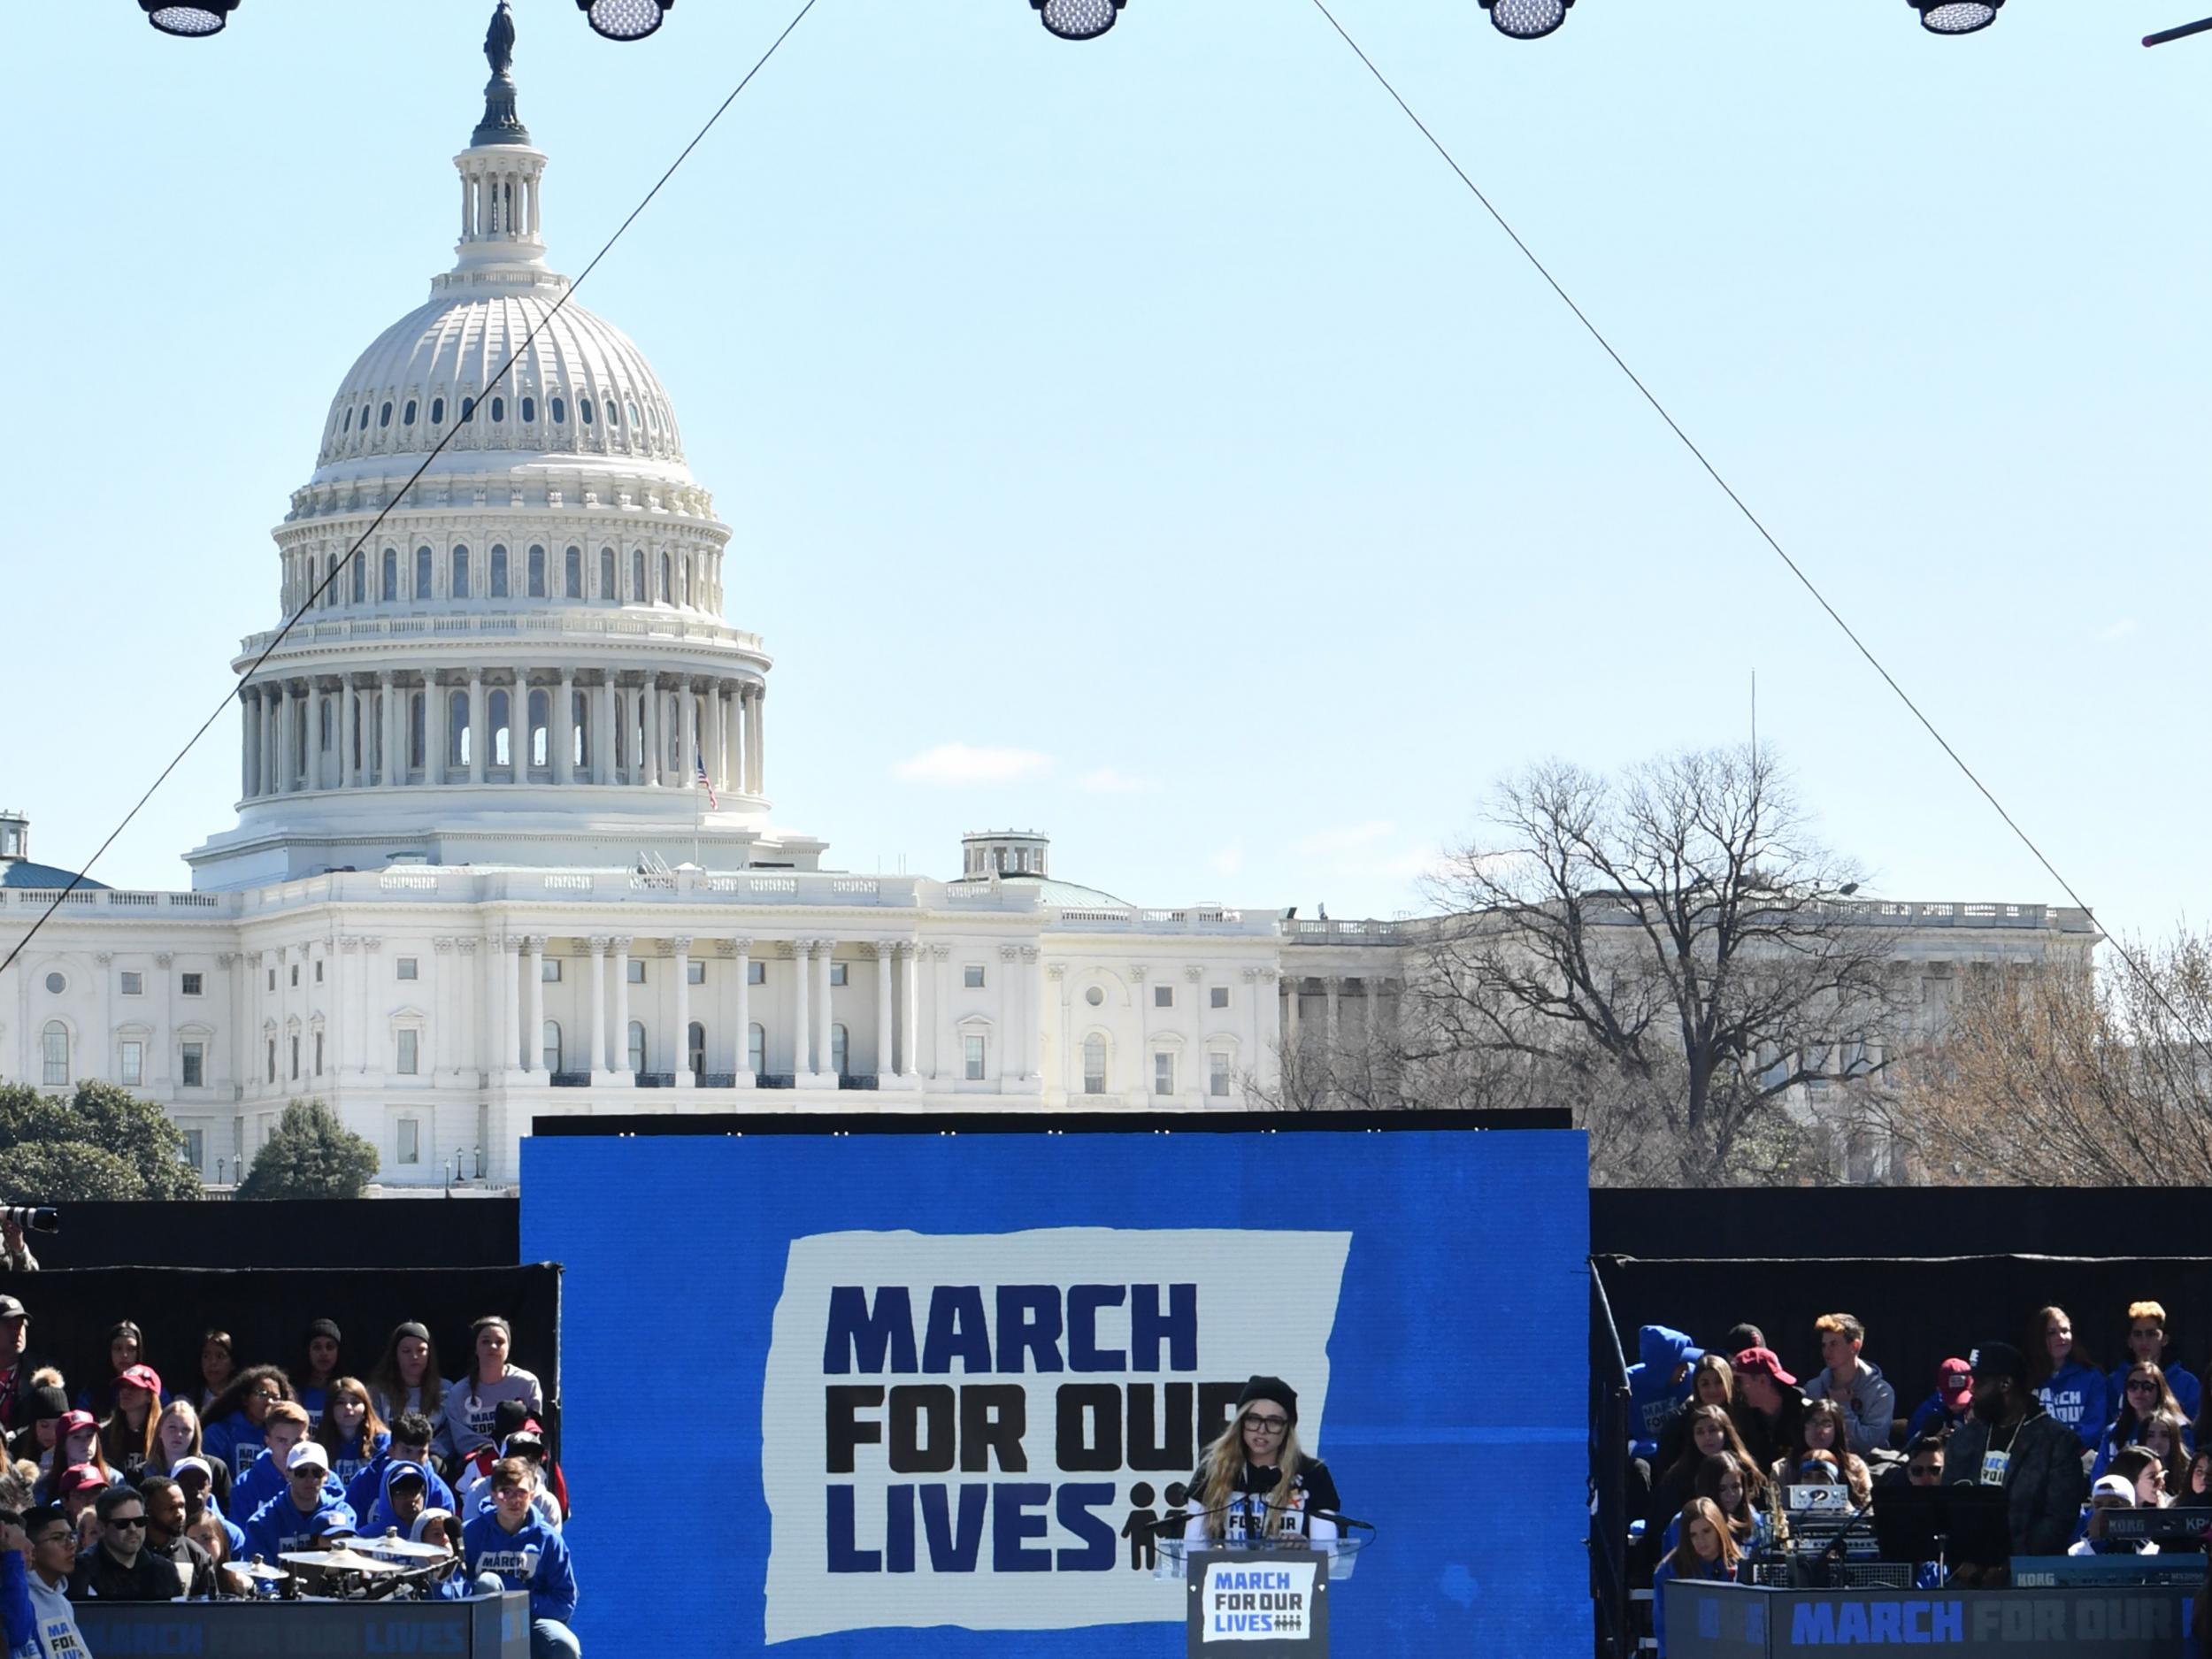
[0,18,2093,1187]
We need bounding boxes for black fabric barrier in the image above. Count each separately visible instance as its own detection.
[1594,1254,2212,1422]
[14,1198,518,1271]
[73,1591,532,1657]
[0,1265,561,1450]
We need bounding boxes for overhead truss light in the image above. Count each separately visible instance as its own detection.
[141,1,240,35]
[1033,0,1126,42]
[1480,0,1574,41]
[1910,1,2004,35]
[578,0,672,42]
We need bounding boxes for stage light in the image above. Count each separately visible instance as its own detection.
[578,0,672,42]
[1033,0,1126,42]
[1910,1,2003,35]
[141,1,239,35]
[1480,0,1574,41]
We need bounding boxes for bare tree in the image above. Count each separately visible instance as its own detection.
[1383,746,1902,1183]
[1873,933,2212,1185]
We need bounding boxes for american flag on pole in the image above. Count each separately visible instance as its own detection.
[695,754,717,810]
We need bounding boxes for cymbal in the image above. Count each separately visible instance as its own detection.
[356,1533,451,1561]
[278,1548,405,1575]
[233,1561,292,1581]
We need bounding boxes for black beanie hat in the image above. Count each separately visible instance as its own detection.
[306,1318,342,1343]
[1235,1376,1298,1425]
[492,1397,533,1440]
[27,1385,67,1424]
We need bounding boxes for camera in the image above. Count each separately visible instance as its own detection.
[0,1208,58,1235]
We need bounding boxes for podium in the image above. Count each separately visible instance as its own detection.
[1158,1536,1371,1656]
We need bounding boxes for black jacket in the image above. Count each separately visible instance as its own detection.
[1945,1407,2089,1558]
[149,1534,218,1601]
[68,1540,196,1601]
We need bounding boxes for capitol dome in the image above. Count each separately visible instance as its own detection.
[314,290,686,473]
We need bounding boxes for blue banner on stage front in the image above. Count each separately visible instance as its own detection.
[522,1124,1588,1655]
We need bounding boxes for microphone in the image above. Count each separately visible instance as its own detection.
[1304,1509,1375,1532]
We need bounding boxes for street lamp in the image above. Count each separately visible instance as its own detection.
[140,1,240,35]
[1909,2,2004,35]
[577,0,672,42]
[1480,0,1575,42]
[1032,0,1125,42]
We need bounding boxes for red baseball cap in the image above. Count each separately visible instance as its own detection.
[1939,1357,1973,1404]
[116,1364,163,1397]
[1732,1347,1799,1388]
[57,1410,96,1440]
[62,1463,106,1494]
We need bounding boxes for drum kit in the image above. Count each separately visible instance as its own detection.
[242,1531,460,1601]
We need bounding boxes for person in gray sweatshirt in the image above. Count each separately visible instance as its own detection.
[440,1317,543,1463]
[1801,1313,1897,1461]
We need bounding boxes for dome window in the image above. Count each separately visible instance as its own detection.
[491,396,505,423]
[489,545,508,598]
[359,403,371,432]
[403,400,417,426]
[522,396,537,424]
[342,407,352,433]
[550,396,566,424]
[626,401,641,428]
[460,396,476,423]
[430,396,445,426]
[580,399,595,426]
[379,402,393,429]
[605,400,618,427]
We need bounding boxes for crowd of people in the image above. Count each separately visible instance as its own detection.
[1625,1302,2212,1656]
[0,1291,580,1659]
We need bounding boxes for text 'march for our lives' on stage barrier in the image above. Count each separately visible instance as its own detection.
[520,1112,1590,1655]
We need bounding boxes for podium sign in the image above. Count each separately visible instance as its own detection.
[1187,1548,1330,1656]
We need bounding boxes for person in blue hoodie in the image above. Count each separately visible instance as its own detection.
[227,1402,343,1525]
[2106,1302,2201,1425]
[1903,1358,1977,1446]
[1649,1497,1738,1659]
[2031,1305,2108,1451]
[357,1462,437,1543]
[239,1445,356,1568]
[463,1459,579,1659]
[345,1414,454,1529]
[1628,1326,1705,1464]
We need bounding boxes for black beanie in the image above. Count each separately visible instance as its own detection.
[306,1318,342,1343]
[27,1385,67,1424]
[492,1397,533,1440]
[1235,1376,1298,1425]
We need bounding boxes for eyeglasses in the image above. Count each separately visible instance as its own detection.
[250,1391,280,1402]
[31,1532,73,1549]
[105,1516,146,1530]
[288,1467,327,1480]
[1243,1415,1288,1432]
[2127,1380,2160,1394]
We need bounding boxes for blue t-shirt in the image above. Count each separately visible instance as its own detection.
[2037,1361,2107,1449]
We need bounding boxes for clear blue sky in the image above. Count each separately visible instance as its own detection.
[4,2,2208,939]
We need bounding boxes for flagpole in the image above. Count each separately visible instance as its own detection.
[694,772,703,869]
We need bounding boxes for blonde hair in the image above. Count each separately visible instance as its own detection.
[1194,1405,1306,1541]
[146,1402,204,1478]
[2128,1301,2168,1327]
[264,1401,310,1432]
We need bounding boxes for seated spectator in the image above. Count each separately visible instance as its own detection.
[136,1474,217,1600]
[361,1462,433,1546]
[2070,1474,2157,1555]
[67,1483,186,1601]
[1650,1356,1736,1486]
[458,1419,563,1532]
[11,1384,67,1469]
[1903,1359,1976,1446]
[173,1456,245,1558]
[194,1331,237,1414]
[2110,1302,2200,1424]
[1648,1406,1759,1543]
[1772,1405,1871,1509]
[143,1400,233,1514]
[202,1367,295,1483]
[184,1508,247,1598]
[1628,1325,1707,1467]
[240,1444,355,1565]
[1722,1325,1766,1359]
[2181,1448,2212,1510]
[366,1323,450,1443]
[296,1320,344,1431]
[0,1296,50,1443]
[1801,1313,1896,1461]
[229,1402,342,1524]
[410,1509,473,1601]
[99,1365,162,1482]
[1895,1434,1945,1490]
[58,1466,107,1532]
[2109,1446,2170,1509]
[1650,1497,1740,1659]
[313,1379,388,1487]
[1729,1348,1809,1474]
[463,1457,579,1659]
[442,1318,544,1465]
[74,1323,151,1422]
[1945,1340,2088,1569]
[345,1411,455,1526]
[9,1501,88,1655]
[2031,1306,2107,1451]
[2093,1363,2193,1483]
[36,1416,115,1505]
[1655,1452,1773,1560]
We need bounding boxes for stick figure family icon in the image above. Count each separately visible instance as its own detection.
[1120,1483,1192,1570]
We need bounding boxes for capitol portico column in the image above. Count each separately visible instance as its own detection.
[554,670,574,786]
[304,680,324,789]
[498,937,521,1077]
[339,677,357,788]
[242,688,260,798]
[524,936,546,1078]
[732,938,755,1087]
[898,941,922,1087]
[610,936,633,1084]
[375,672,396,785]
[746,686,764,795]
[504,673,523,782]
[705,685,725,795]
[1324,977,1341,1052]
[672,937,694,1088]
[586,938,609,1078]
[790,941,812,1084]
[816,941,835,1087]
[872,943,893,1086]
[466,672,486,784]
[643,676,663,787]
